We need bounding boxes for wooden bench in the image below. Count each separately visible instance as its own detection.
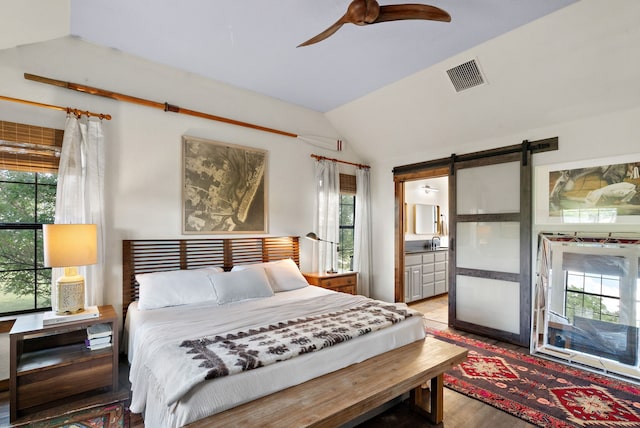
[187,336,468,427]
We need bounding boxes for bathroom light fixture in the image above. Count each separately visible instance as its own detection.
[422,185,439,194]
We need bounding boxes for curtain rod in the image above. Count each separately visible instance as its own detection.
[24,73,348,151]
[0,95,111,120]
[311,154,370,169]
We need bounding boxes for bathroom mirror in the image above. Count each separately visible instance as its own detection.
[414,204,438,234]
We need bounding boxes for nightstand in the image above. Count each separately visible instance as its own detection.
[9,305,119,422]
[303,272,358,295]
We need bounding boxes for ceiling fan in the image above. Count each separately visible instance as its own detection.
[298,0,451,47]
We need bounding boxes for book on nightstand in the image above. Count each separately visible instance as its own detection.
[86,323,113,350]
[86,322,112,339]
[42,305,100,326]
[85,335,111,347]
[85,341,112,351]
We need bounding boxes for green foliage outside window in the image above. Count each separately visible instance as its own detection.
[338,194,355,272]
[565,271,620,324]
[0,170,56,315]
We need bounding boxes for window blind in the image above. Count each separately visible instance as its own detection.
[0,120,63,173]
[339,173,356,194]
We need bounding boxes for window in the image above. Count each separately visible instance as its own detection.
[561,252,632,326]
[338,194,355,271]
[338,173,356,272]
[565,270,621,323]
[0,120,62,316]
[0,170,57,315]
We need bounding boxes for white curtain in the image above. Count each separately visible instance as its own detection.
[312,159,340,273]
[354,167,372,296]
[53,116,105,307]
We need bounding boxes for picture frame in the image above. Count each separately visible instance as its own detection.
[182,136,268,233]
[534,153,640,225]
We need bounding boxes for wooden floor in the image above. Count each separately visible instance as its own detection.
[0,294,536,428]
[357,295,536,428]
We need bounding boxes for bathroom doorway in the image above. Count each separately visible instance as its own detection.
[403,176,450,304]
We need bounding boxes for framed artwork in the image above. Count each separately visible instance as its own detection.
[182,136,267,233]
[534,153,640,224]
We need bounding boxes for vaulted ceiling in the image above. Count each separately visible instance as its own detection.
[4,0,577,113]
[70,0,580,112]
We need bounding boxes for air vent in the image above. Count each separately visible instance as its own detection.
[446,59,486,92]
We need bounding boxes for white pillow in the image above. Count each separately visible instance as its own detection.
[209,268,274,304]
[231,260,279,272]
[201,266,223,271]
[191,266,224,274]
[264,258,309,292]
[137,268,221,310]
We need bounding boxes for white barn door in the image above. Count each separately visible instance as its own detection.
[448,139,556,346]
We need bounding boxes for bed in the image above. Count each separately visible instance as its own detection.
[122,237,460,427]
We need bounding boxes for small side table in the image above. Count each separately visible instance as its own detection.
[10,305,119,422]
[303,271,358,295]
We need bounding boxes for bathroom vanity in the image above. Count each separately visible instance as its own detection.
[404,241,448,303]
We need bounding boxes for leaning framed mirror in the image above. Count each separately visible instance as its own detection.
[532,232,640,381]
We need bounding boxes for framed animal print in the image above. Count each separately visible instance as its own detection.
[182,136,268,233]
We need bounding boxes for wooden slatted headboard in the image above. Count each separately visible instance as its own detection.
[122,236,300,323]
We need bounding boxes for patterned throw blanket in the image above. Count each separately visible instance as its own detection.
[179,300,413,381]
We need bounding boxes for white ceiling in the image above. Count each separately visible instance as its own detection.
[66,0,578,113]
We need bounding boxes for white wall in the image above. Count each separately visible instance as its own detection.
[0,36,371,379]
[0,36,368,379]
[357,107,640,302]
[327,1,640,163]
[0,36,367,321]
[325,0,640,301]
[0,0,70,50]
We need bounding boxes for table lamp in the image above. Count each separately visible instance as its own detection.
[306,232,338,274]
[43,224,98,315]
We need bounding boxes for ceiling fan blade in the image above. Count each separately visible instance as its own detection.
[375,4,451,23]
[298,19,347,47]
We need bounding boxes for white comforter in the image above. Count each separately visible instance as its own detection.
[126,286,425,427]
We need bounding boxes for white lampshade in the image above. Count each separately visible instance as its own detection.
[43,224,97,315]
[43,224,98,268]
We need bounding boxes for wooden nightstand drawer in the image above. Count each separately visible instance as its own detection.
[330,284,357,294]
[16,352,112,410]
[323,275,355,288]
[303,272,358,295]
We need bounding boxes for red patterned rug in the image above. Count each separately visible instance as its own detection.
[429,328,640,427]
[26,400,128,428]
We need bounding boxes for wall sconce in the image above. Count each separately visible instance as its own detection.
[43,224,98,315]
[305,232,338,274]
[422,185,439,194]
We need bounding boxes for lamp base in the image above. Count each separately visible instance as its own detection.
[54,274,85,315]
[326,269,338,274]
